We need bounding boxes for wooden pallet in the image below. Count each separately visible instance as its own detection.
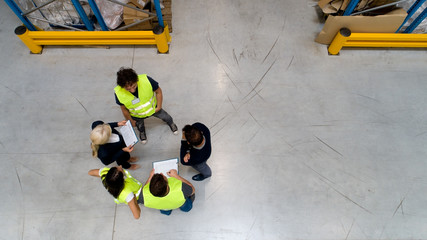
[153,0,172,32]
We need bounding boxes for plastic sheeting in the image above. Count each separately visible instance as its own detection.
[95,0,128,29]
[398,0,427,33]
[16,0,91,30]
[13,0,164,30]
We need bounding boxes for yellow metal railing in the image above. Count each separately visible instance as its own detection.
[15,24,171,54]
[328,28,427,55]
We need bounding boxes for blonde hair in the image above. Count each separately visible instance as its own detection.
[90,124,112,158]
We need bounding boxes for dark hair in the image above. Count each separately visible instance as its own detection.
[116,67,138,87]
[101,167,125,198]
[183,124,203,146]
[149,174,168,197]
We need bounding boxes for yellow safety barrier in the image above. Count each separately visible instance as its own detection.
[328,28,427,55]
[15,24,171,54]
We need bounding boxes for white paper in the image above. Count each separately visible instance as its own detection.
[152,158,178,178]
[119,120,138,147]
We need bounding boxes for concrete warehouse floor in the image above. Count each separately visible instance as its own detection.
[1,0,427,239]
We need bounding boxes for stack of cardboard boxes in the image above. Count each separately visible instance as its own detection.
[123,0,151,30]
[315,0,407,44]
[123,0,173,32]
[160,0,172,32]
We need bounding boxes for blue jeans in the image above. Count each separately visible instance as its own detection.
[160,197,193,215]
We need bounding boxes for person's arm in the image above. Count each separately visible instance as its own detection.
[88,169,100,177]
[108,122,119,129]
[182,146,210,165]
[120,105,136,127]
[117,120,127,127]
[128,197,141,219]
[180,140,191,164]
[182,153,190,163]
[167,169,195,195]
[122,145,134,153]
[180,130,191,164]
[154,87,163,112]
[145,168,155,185]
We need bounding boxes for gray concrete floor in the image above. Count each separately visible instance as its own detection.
[1,0,427,239]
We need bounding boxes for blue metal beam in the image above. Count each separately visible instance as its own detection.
[396,0,426,32]
[87,0,108,31]
[153,0,164,27]
[343,0,360,16]
[4,0,37,31]
[403,6,427,33]
[70,0,94,31]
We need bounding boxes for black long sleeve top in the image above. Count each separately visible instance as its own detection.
[180,122,211,166]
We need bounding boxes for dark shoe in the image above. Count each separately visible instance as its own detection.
[160,210,172,215]
[192,174,208,181]
[169,123,178,135]
[139,131,147,144]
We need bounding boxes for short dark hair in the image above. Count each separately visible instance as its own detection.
[102,167,124,198]
[183,125,203,146]
[117,67,138,87]
[149,174,168,197]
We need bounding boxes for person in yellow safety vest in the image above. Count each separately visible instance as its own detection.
[141,168,195,215]
[114,67,178,144]
[88,166,143,219]
[88,167,195,218]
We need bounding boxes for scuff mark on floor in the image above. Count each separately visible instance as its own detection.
[314,135,343,157]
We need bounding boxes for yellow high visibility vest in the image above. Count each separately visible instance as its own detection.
[114,74,157,118]
[100,167,142,204]
[142,177,186,210]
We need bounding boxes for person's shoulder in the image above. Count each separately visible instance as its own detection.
[146,76,159,89]
[100,167,110,177]
[194,122,210,138]
[193,122,205,127]
[146,75,157,83]
[100,166,109,171]
[194,122,209,130]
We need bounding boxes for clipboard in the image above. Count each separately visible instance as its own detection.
[119,120,139,147]
[152,158,179,178]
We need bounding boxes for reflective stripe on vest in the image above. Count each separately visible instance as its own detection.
[100,167,142,205]
[142,177,186,210]
[114,74,157,118]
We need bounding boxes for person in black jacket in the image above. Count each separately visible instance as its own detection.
[90,120,140,170]
[180,122,212,181]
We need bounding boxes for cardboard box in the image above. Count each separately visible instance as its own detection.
[318,0,350,14]
[318,0,399,15]
[315,8,407,44]
[123,0,152,30]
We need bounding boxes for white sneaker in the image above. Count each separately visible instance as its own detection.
[139,132,147,144]
[169,123,178,135]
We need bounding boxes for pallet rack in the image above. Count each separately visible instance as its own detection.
[4,0,172,53]
[328,0,427,54]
